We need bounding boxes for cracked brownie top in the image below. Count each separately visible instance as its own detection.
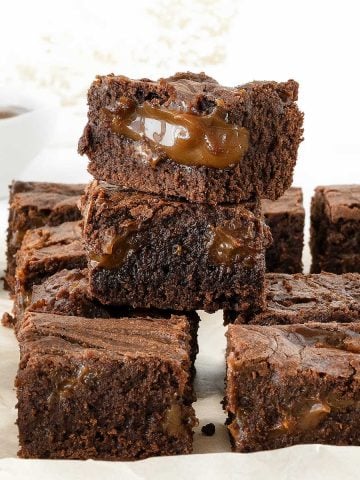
[227,322,360,378]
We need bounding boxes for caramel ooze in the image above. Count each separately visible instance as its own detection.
[90,223,259,269]
[105,97,249,169]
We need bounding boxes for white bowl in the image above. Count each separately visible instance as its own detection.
[0,87,59,198]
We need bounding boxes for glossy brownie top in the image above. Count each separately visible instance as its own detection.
[18,311,193,364]
[227,322,360,377]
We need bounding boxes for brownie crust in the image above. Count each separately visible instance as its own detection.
[225,322,360,452]
[224,272,360,325]
[262,187,304,273]
[310,185,360,273]
[5,181,84,292]
[81,181,271,313]
[79,72,304,204]
[17,312,197,459]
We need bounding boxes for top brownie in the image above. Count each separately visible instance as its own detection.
[5,181,84,292]
[79,72,303,203]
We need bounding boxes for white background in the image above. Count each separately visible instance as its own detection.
[1,0,360,186]
[0,0,360,478]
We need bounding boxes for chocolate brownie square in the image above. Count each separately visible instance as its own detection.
[311,185,360,273]
[262,187,304,273]
[81,181,271,313]
[13,268,111,330]
[16,311,197,459]
[5,181,84,292]
[13,268,200,370]
[78,72,303,204]
[15,221,86,294]
[224,272,360,325]
[225,322,360,452]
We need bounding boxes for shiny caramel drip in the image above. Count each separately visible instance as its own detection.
[208,225,259,266]
[48,365,92,403]
[90,222,140,269]
[270,400,331,437]
[269,394,360,438]
[103,97,249,169]
[163,403,186,437]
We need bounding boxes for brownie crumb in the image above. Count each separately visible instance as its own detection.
[201,423,216,436]
[1,312,15,328]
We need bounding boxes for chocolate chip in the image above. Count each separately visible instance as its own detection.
[201,423,215,436]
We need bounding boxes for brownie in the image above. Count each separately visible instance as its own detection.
[262,187,304,273]
[224,272,360,325]
[310,185,360,273]
[225,322,360,452]
[13,268,111,330]
[16,311,197,459]
[15,221,86,294]
[5,181,84,293]
[81,181,271,313]
[78,72,303,204]
[13,268,200,370]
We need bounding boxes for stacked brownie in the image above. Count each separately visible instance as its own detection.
[9,71,307,459]
[77,72,304,315]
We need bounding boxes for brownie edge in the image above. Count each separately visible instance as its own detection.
[225,322,360,452]
[224,272,360,325]
[81,180,270,313]
[5,181,84,292]
[262,187,304,273]
[16,312,198,460]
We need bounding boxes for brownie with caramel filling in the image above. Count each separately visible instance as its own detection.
[224,272,360,325]
[15,221,86,294]
[78,72,303,204]
[5,181,84,293]
[13,268,200,371]
[16,311,197,459]
[225,322,360,452]
[310,185,360,273]
[262,187,304,273]
[80,180,271,313]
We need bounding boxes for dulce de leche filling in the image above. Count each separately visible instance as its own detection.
[103,97,249,169]
[208,225,260,267]
[89,221,141,269]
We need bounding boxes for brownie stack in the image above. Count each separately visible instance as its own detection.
[10,72,306,460]
[77,72,303,314]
